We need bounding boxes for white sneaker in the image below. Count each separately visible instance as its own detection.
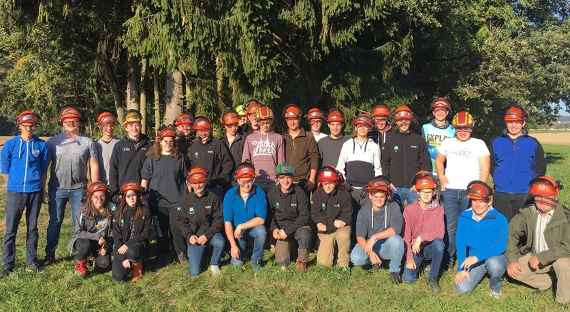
[209,265,221,277]
[490,290,501,299]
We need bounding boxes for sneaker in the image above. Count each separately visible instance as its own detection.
[209,265,221,277]
[370,264,382,271]
[43,256,56,266]
[390,272,402,284]
[26,262,42,273]
[490,290,501,299]
[428,279,441,293]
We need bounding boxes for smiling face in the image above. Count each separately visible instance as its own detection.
[286,118,300,131]
[455,128,472,141]
[471,198,491,217]
[322,182,336,194]
[259,119,272,134]
[506,121,525,137]
[91,191,106,210]
[355,124,370,138]
[177,125,192,137]
[160,136,175,154]
[432,109,449,122]
[418,189,434,205]
[369,191,387,208]
[310,119,322,133]
[396,119,411,132]
[63,120,80,135]
[248,114,259,129]
[19,124,35,138]
[188,181,207,196]
[374,117,388,131]
[238,177,254,193]
[196,129,210,141]
[125,122,141,139]
[277,175,293,192]
[328,121,343,137]
[225,124,238,136]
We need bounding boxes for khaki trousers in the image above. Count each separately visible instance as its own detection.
[316,226,351,268]
[513,254,570,304]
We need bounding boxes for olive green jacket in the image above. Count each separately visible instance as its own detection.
[507,203,570,265]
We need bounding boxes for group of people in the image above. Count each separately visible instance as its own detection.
[1,98,568,304]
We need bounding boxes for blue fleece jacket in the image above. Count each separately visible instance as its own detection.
[455,207,508,272]
[1,135,49,193]
[223,185,267,226]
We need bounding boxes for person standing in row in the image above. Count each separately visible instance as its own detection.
[241,99,262,136]
[283,104,319,192]
[1,110,48,276]
[490,105,546,220]
[368,104,393,151]
[45,106,100,265]
[242,106,285,194]
[94,111,119,186]
[422,98,455,177]
[382,104,429,207]
[172,167,225,277]
[436,111,490,268]
[306,107,327,142]
[174,112,194,158]
[221,111,245,176]
[318,109,349,168]
[268,164,312,272]
[141,126,187,263]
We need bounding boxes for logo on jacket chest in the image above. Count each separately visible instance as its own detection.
[31,148,40,157]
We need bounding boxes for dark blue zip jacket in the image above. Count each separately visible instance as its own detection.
[490,134,546,193]
[1,135,49,193]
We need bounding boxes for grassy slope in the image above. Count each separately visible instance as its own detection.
[0,145,569,312]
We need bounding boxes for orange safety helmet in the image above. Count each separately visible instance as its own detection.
[193,116,212,131]
[413,171,437,190]
[372,104,391,118]
[431,98,451,111]
[175,113,194,127]
[352,112,373,128]
[187,167,209,184]
[393,104,414,121]
[234,162,256,180]
[120,182,143,194]
[282,104,303,119]
[256,105,274,120]
[504,105,526,123]
[16,110,40,126]
[306,108,324,121]
[158,126,177,139]
[221,111,240,126]
[365,178,391,195]
[327,109,345,123]
[529,176,561,198]
[452,111,475,129]
[86,181,109,197]
[466,181,493,201]
[60,106,81,123]
[97,111,116,126]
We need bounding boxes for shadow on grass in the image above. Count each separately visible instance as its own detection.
[546,152,566,165]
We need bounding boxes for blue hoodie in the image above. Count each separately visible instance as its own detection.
[1,135,49,193]
[223,184,267,226]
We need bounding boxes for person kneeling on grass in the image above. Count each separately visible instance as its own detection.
[507,176,570,305]
[172,167,225,277]
[454,181,508,298]
[350,176,404,283]
[223,162,267,273]
[402,172,445,292]
[268,163,312,272]
[70,182,112,277]
[311,166,353,269]
[112,182,151,282]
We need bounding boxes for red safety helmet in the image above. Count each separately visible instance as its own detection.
[283,104,302,119]
[327,109,345,123]
[175,113,194,127]
[193,116,212,131]
[60,106,81,123]
[529,176,561,198]
[235,162,256,180]
[466,181,493,201]
[158,126,177,139]
[256,105,274,120]
[16,110,40,126]
[352,112,373,128]
[366,178,391,195]
[504,105,526,123]
[246,99,262,116]
[413,171,437,191]
[318,165,343,185]
[86,181,109,197]
[372,104,391,118]
[306,108,324,121]
[452,111,475,129]
[431,98,451,112]
[221,111,240,126]
[120,182,143,194]
[96,112,116,126]
[393,104,414,121]
[187,167,209,184]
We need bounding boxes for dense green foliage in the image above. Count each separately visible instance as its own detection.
[0,1,568,137]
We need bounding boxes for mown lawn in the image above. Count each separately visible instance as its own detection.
[0,144,569,312]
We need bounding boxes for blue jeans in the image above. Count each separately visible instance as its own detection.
[402,239,445,283]
[45,187,84,258]
[231,225,266,266]
[394,187,417,207]
[187,233,226,276]
[455,255,507,294]
[442,189,469,265]
[350,235,404,272]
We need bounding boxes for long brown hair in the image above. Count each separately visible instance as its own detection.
[83,192,112,219]
[146,136,180,160]
[117,192,146,221]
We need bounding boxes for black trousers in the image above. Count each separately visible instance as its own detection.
[493,192,528,221]
[112,241,144,281]
[73,238,111,270]
[169,211,187,257]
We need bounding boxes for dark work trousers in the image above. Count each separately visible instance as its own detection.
[493,192,528,221]
[156,205,175,259]
[3,192,42,270]
[73,238,111,270]
[169,212,187,258]
[112,241,144,281]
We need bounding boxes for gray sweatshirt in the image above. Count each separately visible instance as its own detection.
[356,200,402,239]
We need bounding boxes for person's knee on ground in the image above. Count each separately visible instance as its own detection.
[350,245,369,267]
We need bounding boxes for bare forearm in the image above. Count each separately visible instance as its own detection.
[371,228,395,241]
[240,217,265,230]
[224,222,238,248]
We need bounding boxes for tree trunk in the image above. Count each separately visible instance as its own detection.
[215,55,227,111]
[153,69,161,135]
[163,70,183,125]
[103,58,125,122]
[184,76,193,112]
[126,55,139,111]
[139,59,147,134]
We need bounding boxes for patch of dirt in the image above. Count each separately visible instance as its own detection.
[530,132,570,145]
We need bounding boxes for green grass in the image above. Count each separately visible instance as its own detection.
[1,145,569,311]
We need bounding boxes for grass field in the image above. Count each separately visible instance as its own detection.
[0,145,569,311]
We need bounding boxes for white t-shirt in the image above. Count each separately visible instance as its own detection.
[439,137,489,190]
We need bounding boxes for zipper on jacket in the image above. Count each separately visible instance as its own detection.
[23,139,29,193]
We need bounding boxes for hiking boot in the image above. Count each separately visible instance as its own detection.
[428,279,441,293]
[390,272,402,284]
[26,262,42,273]
[209,265,221,277]
[74,260,88,278]
[131,261,143,282]
[295,260,308,273]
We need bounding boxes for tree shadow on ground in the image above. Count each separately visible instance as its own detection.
[546,152,565,165]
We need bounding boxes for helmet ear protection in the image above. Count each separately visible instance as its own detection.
[466,180,493,201]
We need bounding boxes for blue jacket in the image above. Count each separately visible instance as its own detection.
[490,134,546,193]
[223,185,267,226]
[1,135,49,193]
[456,207,508,272]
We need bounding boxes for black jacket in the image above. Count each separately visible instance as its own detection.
[268,185,310,235]
[108,135,151,195]
[368,128,393,152]
[176,135,193,161]
[223,134,245,176]
[381,130,429,187]
[188,138,233,188]
[311,188,352,234]
[112,205,151,248]
[172,190,223,240]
